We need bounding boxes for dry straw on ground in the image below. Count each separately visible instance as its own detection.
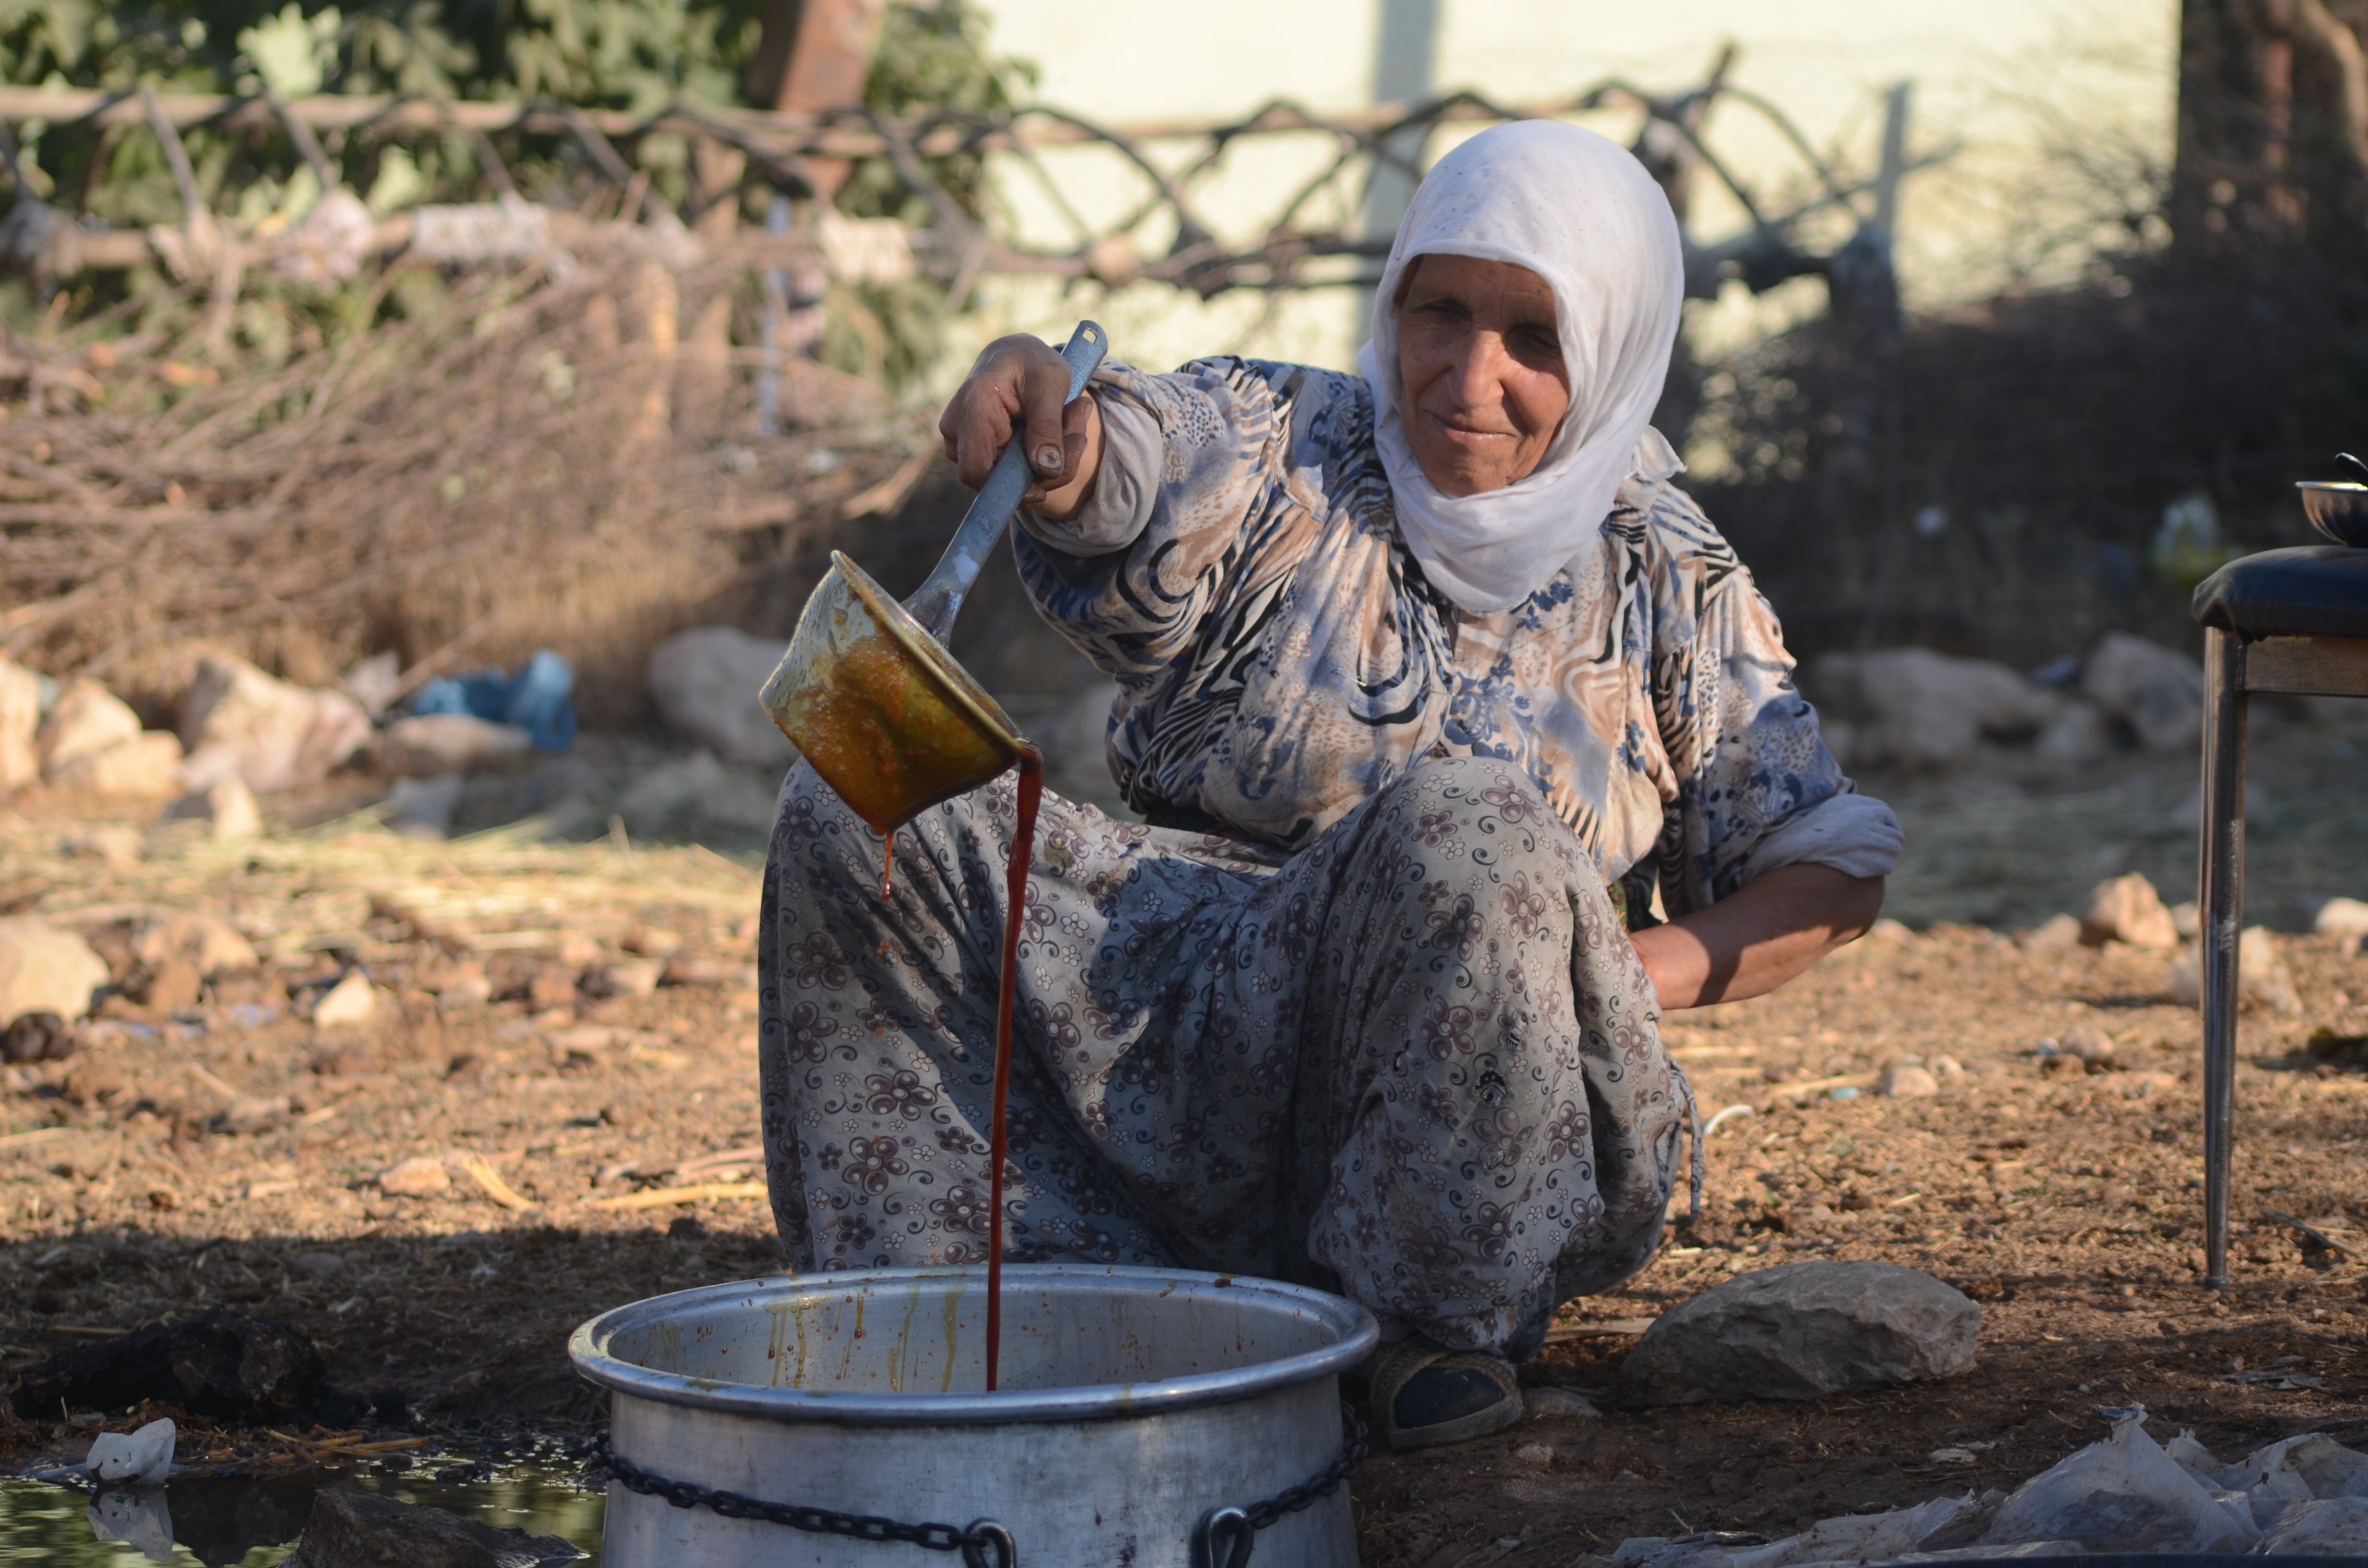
[0,804,759,959]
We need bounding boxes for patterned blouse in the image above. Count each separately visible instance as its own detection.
[1011,357,1900,919]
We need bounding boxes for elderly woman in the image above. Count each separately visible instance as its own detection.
[759,122,1900,1451]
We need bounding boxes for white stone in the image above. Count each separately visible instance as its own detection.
[2034,698,2112,762]
[292,1250,346,1280]
[47,731,185,797]
[589,958,663,999]
[1617,1261,1981,1405]
[177,654,372,794]
[1804,648,2062,769]
[376,1154,450,1197]
[2169,927,2299,1013]
[2060,1024,2115,1063]
[435,964,493,1011]
[2314,897,2368,944]
[37,679,142,777]
[648,626,795,768]
[2082,632,2204,753]
[312,970,379,1028]
[161,775,263,840]
[1523,1386,1601,1421]
[619,749,778,834]
[0,656,39,790]
[340,651,402,714]
[1879,1064,1940,1098]
[2081,873,2179,948]
[380,713,533,778]
[0,918,110,1023]
[62,825,142,867]
[133,913,259,978]
[385,774,465,839]
[2018,913,2084,951]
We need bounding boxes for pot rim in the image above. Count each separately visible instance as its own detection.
[568,1263,1379,1427]
[831,549,1026,762]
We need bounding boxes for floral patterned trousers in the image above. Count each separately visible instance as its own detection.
[760,753,1686,1358]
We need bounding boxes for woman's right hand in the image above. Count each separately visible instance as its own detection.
[937,333,1104,519]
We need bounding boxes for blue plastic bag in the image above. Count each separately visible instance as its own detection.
[414,648,577,751]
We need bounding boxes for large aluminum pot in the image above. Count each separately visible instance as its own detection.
[571,1264,1378,1568]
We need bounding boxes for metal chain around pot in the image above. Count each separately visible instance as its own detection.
[592,1436,1018,1568]
[1192,1403,1369,1568]
[592,1401,1366,1568]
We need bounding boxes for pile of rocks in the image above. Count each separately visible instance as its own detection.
[0,650,370,832]
[2015,870,2313,1016]
[1804,631,2210,771]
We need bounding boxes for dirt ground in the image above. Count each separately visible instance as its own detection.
[2,728,2366,1566]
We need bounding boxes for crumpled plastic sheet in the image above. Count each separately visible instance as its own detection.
[35,1419,182,1564]
[1614,1406,2368,1567]
[84,1417,175,1486]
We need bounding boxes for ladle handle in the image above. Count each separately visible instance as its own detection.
[905,321,1108,644]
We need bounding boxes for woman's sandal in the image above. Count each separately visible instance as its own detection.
[1366,1336,1525,1452]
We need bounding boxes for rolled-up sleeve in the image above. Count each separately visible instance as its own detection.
[1735,791,1903,883]
[1015,370,1164,557]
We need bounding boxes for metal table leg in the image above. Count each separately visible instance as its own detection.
[2198,628,2246,1288]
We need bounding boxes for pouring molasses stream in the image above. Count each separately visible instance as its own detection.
[759,320,1108,1392]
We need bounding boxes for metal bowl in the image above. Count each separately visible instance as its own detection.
[759,550,1028,834]
[2296,481,2368,547]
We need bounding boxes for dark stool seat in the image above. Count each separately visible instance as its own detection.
[2195,546,2368,639]
[2189,545,2368,1287]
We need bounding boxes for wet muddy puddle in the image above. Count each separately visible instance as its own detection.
[0,1455,604,1565]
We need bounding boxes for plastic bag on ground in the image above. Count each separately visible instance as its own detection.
[414,649,576,752]
[1734,1494,1975,1568]
[1981,1405,2258,1554]
[84,1417,173,1485]
[1615,1495,1976,1568]
[2260,1496,2368,1554]
[2221,1432,2368,1501]
[2164,1428,2221,1482]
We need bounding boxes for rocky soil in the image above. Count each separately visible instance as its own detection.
[0,721,2363,1565]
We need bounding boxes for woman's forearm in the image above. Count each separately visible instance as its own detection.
[1628,864,1885,1011]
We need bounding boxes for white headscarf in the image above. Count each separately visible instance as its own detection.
[1357,120,1686,616]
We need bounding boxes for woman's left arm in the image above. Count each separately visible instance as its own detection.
[1630,864,1884,1009]
[1628,486,1902,1008]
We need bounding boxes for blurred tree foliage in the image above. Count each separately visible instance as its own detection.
[0,0,1026,391]
[1,0,1021,213]
[825,0,1032,391]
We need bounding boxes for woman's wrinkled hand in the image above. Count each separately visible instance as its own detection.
[937,333,1103,518]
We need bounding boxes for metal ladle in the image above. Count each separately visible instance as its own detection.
[758,321,1108,833]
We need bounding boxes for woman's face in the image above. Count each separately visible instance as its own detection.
[1394,255,1570,497]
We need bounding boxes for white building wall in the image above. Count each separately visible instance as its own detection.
[937,0,2177,392]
